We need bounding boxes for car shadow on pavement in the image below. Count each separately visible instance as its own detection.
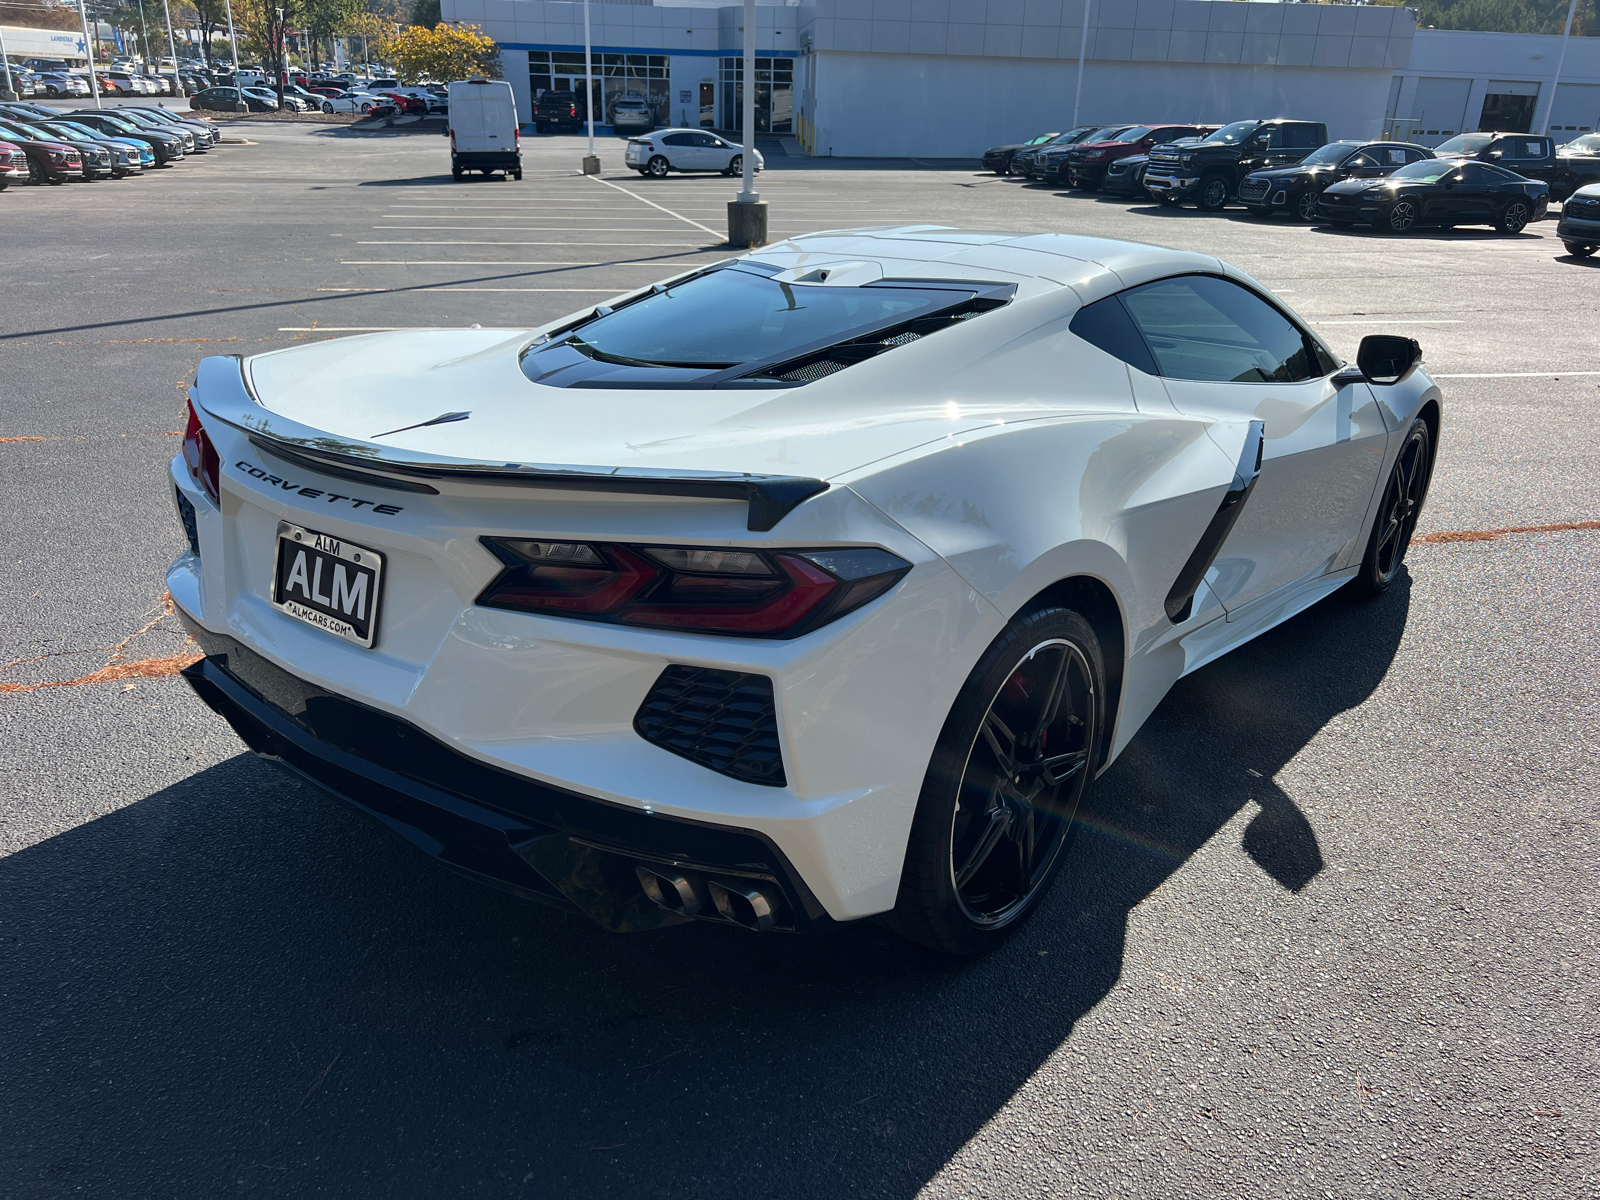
[0,576,1409,1196]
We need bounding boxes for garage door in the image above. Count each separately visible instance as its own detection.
[1547,82,1600,135]
[1410,77,1471,146]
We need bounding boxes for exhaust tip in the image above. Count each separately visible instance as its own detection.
[707,879,782,932]
[635,865,702,916]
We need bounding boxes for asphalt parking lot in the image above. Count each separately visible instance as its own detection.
[2,124,1597,1198]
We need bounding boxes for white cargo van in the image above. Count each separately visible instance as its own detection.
[447,78,521,181]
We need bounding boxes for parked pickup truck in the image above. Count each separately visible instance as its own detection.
[1143,118,1328,211]
[1554,132,1600,200]
[1434,131,1565,195]
[533,89,583,133]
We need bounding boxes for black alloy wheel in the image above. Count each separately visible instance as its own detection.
[883,606,1104,955]
[1386,197,1418,233]
[1563,241,1598,257]
[1356,418,1434,596]
[1497,199,1532,234]
[1199,174,1231,211]
[647,154,670,178]
[1295,190,1319,222]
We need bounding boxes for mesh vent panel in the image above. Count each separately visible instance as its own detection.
[634,666,786,787]
[776,360,847,383]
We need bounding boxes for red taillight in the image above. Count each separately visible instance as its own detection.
[476,540,911,639]
[568,104,576,116]
[182,398,220,504]
[449,128,455,150]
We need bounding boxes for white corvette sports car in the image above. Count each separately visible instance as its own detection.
[169,227,1440,954]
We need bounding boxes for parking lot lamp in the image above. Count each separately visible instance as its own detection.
[161,0,185,98]
[727,0,766,248]
[581,0,598,174]
[77,0,102,107]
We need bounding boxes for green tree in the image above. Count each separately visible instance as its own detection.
[1375,0,1597,36]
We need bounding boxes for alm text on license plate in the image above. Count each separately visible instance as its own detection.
[271,520,385,648]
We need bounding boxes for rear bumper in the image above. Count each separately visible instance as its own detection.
[179,621,839,934]
[453,150,520,168]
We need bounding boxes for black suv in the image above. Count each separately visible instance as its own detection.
[1143,118,1328,211]
[1239,140,1434,221]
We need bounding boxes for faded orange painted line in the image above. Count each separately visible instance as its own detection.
[0,654,202,693]
[1415,520,1600,545]
[1,594,197,694]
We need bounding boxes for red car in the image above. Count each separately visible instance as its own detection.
[376,90,426,116]
[0,140,24,189]
[1065,124,1213,191]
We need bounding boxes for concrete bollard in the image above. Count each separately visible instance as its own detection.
[581,155,600,175]
[727,200,768,249]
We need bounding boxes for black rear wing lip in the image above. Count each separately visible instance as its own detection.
[192,354,828,532]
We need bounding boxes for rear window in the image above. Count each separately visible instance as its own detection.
[521,264,1011,388]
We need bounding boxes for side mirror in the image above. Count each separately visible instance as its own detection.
[1355,334,1422,385]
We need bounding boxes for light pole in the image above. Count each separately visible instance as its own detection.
[727,0,766,247]
[78,0,103,108]
[0,25,14,100]
[1543,0,1580,135]
[1071,0,1091,130]
[580,0,598,174]
[136,0,152,70]
[224,0,242,110]
[162,0,185,99]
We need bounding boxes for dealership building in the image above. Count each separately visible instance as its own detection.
[437,0,1600,156]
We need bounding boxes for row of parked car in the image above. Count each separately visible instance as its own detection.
[984,120,1600,251]
[187,80,447,116]
[0,100,222,187]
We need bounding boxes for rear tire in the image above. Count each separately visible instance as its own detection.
[1563,240,1597,257]
[647,155,669,178]
[452,165,463,180]
[881,606,1105,956]
[1354,418,1433,597]
[1496,199,1531,234]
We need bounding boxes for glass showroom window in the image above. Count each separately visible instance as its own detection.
[529,51,668,126]
[717,57,793,134]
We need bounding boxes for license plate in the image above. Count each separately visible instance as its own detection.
[271,520,385,648]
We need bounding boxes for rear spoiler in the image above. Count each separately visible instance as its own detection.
[190,355,828,532]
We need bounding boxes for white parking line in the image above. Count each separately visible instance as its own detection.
[339,260,676,266]
[1431,370,1600,379]
[585,175,724,238]
[278,326,405,331]
[1312,319,1465,326]
[357,240,713,247]
[316,287,615,293]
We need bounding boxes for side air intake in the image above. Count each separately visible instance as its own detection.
[633,666,786,787]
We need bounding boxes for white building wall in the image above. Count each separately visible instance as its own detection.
[808,52,1396,159]
[1397,29,1600,142]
